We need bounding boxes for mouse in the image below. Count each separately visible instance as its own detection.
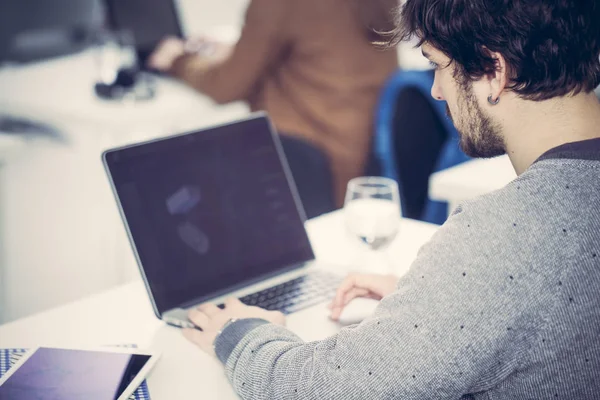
[336,297,380,326]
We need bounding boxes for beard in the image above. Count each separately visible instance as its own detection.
[446,82,505,158]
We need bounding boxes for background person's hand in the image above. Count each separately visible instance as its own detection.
[148,36,232,72]
[184,37,233,64]
[183,298,285,356]
[147,36,186,71]
[329,273,399,321]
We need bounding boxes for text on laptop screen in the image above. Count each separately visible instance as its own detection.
[105,116,315,314]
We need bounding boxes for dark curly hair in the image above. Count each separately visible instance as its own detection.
[391,0,600,101]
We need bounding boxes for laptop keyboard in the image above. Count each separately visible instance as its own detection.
[235,270,343,315]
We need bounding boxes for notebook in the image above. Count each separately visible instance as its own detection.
[0,346,151,400]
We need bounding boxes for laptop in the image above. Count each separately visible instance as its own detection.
[103,113,342,329]
[103,0,184,68]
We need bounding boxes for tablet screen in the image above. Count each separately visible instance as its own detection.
[0,347,151,400]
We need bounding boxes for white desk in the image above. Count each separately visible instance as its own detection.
[429,155,517,214]
[0,52,249,144]
[0,50,250,323]
[0,135,27,158]
[0,210,439,399]
[0,135,28,323]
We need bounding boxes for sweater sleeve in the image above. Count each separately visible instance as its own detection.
[170,0,289,104]
[213,201,551,399]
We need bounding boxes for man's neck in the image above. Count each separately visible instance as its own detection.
[502,92,600,175]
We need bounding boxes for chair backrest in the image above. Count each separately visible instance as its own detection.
[373,69,470,224]
[278,134,336,220]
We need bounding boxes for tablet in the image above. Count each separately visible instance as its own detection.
[0,346,160,400]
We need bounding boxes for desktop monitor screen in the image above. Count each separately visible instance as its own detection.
[0,0,100,63]
[103,0,183,63]
[104,115,315,315]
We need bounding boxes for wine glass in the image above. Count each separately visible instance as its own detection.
[344,177,401,274]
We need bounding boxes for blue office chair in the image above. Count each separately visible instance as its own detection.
[373,69,471,224]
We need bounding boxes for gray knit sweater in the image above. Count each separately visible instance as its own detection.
[215,139,600,399]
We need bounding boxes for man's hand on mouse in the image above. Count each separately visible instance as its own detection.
[328,273,399,321]
[184,273,398,355]
[182,298,285,357]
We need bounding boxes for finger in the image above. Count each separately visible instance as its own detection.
[188,309,210,329]
[268,311,286,326]
[224,297,243,308]
[330,304,345,321]
[339,274,395,303]
[197,303,221,317]
[330,288,370,321]
[147,51,165,69]
[342,288,370,306]
[329,287,367,310]
[147,53,172,70]
[331,274,359,309]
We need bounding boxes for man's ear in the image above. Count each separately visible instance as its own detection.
[485,50,508,103]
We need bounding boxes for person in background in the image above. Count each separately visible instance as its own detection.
[174,0,600,398]
[148,0,399,210]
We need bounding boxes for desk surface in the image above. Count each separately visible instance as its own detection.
[429,155,517,205]
[0,51,249,141]
[0,47,251,323]
[0,135,27,160]
[0,210,439,399]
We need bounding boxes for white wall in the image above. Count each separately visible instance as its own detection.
[176,0,249,35]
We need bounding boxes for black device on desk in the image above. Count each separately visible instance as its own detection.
[93,67,146,100]
[103,113,342,329]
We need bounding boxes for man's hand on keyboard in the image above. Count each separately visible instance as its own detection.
[182,298,286,356]
[328,273,399,321]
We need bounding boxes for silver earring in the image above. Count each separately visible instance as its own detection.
[487,95,500,105]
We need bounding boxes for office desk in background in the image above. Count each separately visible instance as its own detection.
[0,0,253,322]
[0,210,439,400]
[429,155,517,215]
[0,49,249,323]
[0,135,28,323]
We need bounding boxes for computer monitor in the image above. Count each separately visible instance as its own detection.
[0,0,101,63]
[103,0,184,66]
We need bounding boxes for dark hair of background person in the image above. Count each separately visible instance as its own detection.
[389,0,600,101]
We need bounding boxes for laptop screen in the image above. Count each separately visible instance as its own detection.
[104,115,315,315]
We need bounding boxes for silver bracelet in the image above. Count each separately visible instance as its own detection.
[213,318,238,350]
